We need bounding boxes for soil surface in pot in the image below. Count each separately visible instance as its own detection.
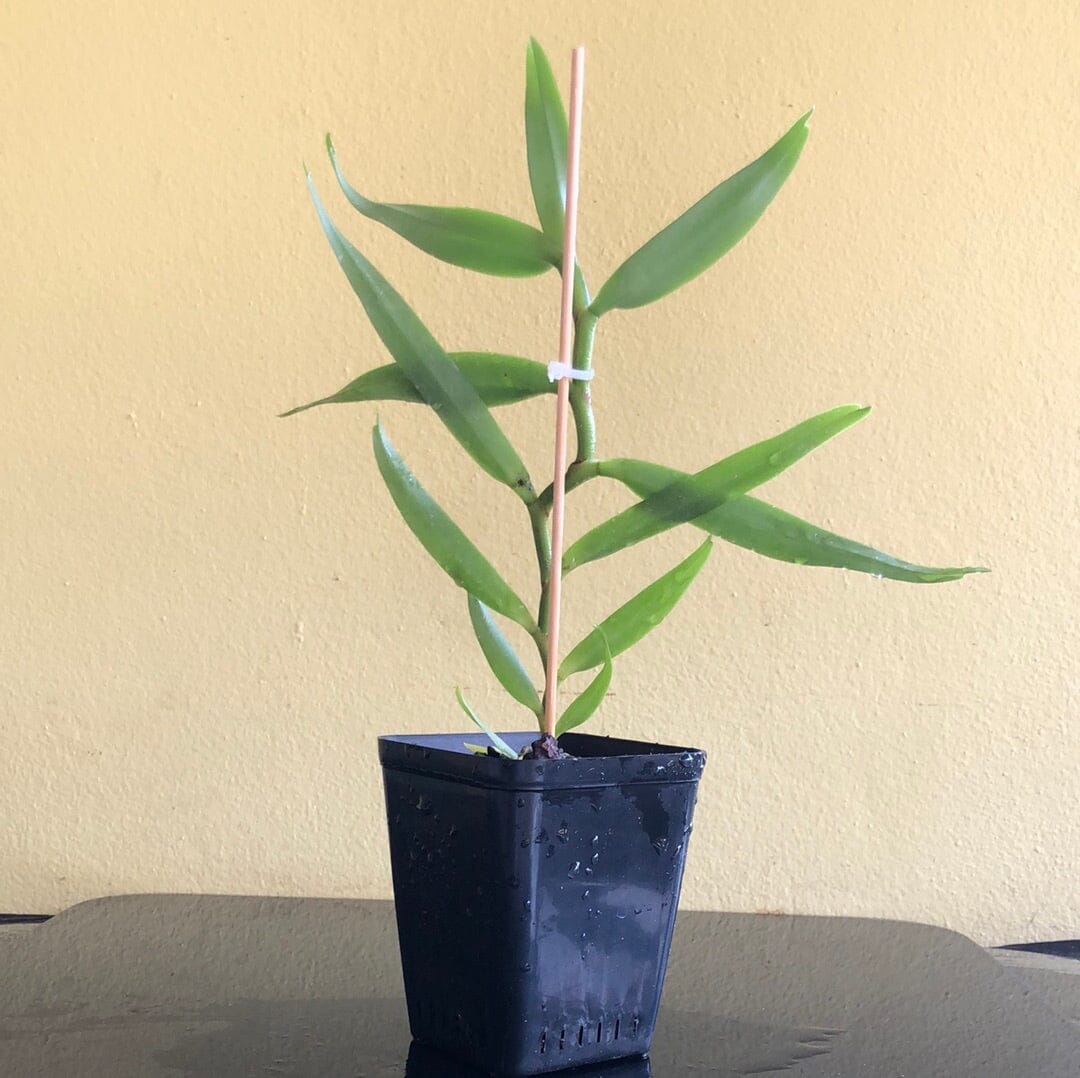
[519,733,572,760]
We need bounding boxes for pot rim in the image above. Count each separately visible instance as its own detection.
[378,731,706,792]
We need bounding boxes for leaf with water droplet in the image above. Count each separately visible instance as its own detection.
[468,595,542,718]
[556,642,613,736]
[601,458,988,583]
[373,423,536,631]
[566,406,869,572]
[560,538,712,679]
[305,173,534,500]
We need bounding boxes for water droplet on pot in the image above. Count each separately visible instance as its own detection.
[520,963,532,972]
[652,837,669,854]
[567,861,581,878]
[523,899,532,912]
[546,845,555,858]
[582,889,590,899]
[517,797,525,808]
[556,823,570,843]
[534,828,548,844]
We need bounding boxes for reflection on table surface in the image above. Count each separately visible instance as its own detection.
[0,895,1076,1076]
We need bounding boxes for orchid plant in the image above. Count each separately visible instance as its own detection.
[284,39,984,757]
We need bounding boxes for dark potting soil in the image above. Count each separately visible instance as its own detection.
[518,733,573,760]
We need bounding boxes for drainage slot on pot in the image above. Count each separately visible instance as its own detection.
[542,1014,620,1053]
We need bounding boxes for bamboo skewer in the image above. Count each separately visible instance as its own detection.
[542,47,585,740]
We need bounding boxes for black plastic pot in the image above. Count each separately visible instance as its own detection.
[379,731,705,1076]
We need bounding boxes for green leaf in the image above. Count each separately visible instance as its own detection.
[560,539,712,679]
[589,111,811,316]
[564,405,869,573]
[372,421,537,632]
[280,352,555,417]
[556,643,613,737]
[603,459,988,583]
[464,742,490,756]
[326,136,557,277]
[456,688,519,760]
[525,38,569,243]
[307,172,535,501]
[468,595,542,717]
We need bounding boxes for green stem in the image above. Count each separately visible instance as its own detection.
[529,499,552,668]
[570,311,598,462]
[537,458,602,512]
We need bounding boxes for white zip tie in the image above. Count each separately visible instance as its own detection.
[547,360,595,382]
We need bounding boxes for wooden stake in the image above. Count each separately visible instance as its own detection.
[543,47,585,739]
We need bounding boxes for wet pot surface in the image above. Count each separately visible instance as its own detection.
[380,732,706,1075]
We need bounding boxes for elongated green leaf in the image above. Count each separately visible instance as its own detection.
[560,539,712,679]
[327,136,557,277]
[280,352,554,417]
[603,459,987,583]
[468,595,542,717]
[456,688,520,759]
[372,421,537,632]
[590,112,811,316]
[564,405,868,573]
[556,644,613,737]
[525,38,569,243]
[307,172,535,501]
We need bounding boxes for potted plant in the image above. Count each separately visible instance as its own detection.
[284,39,984,1077]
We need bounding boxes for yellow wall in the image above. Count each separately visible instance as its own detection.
[2,1,1076,944]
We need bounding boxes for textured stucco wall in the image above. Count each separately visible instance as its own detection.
[1,1,1076,943]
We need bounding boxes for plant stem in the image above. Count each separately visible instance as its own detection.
[529,499,552,667]
[530,268,601,712]
[570,282,598,463]
[537,458,602,512]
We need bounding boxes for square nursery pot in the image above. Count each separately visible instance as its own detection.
[379,731,706,1076]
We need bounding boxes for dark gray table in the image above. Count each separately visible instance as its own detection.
[1,895,1077,1075]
